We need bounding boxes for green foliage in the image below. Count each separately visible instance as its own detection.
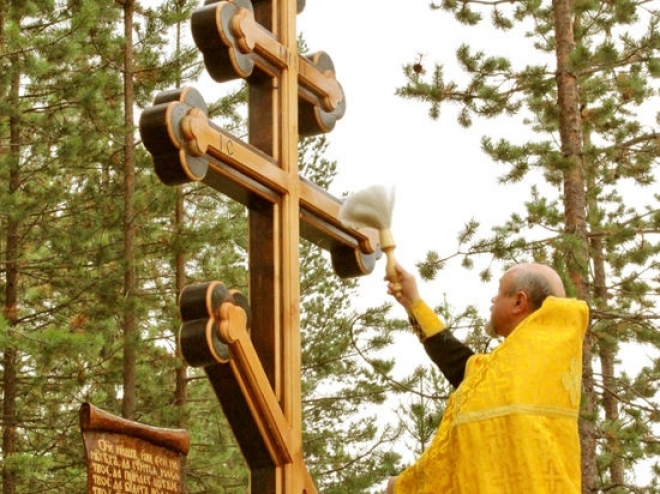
[0,1,248,492]
[396,368,448,457]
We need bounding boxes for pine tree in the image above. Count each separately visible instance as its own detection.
[0,2,127,491]
[0,1,211,491]
[397,1,660,491]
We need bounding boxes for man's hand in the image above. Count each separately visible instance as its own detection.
[385,476,397,494]
[387,264,421,312]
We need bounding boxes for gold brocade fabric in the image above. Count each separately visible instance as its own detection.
[395,297,589,494]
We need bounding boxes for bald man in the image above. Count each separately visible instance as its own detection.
[385,263,589,494]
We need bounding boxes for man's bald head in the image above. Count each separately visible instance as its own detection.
[485,263,566,338]
[505,263,566,310]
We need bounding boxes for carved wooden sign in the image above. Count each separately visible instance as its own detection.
[139,1,378,492]
[79,403,190,494]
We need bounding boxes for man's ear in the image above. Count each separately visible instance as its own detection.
[513,290,529,313]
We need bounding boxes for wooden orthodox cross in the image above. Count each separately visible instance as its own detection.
[139,1,378,492]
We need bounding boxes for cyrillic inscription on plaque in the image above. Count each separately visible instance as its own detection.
[80,403,190,494]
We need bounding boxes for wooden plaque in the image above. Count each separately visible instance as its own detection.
[80,403,190,494]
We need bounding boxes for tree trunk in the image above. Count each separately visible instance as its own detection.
[173,1,188,428]
[174,186,188,421]
[591,210,624,488]
[585,132,625,489]
[122,0,137,420]
[551,1,598,491]
[2,52,20,494]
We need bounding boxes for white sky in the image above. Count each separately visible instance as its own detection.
[297,2,535,319]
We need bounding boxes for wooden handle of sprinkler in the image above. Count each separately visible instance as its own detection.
[380,229,401,297]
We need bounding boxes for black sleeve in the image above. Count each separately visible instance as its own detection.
[422,331,475,389]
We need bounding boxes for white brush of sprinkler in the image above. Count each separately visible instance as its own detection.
[339,185,401,296]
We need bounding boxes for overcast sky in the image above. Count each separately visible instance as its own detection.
[296,2,537,315]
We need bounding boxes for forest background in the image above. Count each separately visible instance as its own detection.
[1,1,660,493]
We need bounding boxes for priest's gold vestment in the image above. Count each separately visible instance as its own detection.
[395,297,589,493]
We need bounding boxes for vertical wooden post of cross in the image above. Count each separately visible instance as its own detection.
[139,1,380,493]
[249,1,302,492]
